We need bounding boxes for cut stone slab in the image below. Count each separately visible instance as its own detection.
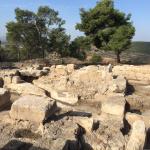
[126,120,146,150]
[101,95,126,117]
[0,88,10,109]
[5,83,46,96]
[50,89,78,105]
[10,95,57,123]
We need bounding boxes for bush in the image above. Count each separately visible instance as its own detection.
[90,53,102,63]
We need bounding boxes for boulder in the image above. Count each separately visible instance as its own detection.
[10,95,57,123]
[0,88,10,109]
[101,95,126,117]
[5,83,46,96]
[126,120,146,150]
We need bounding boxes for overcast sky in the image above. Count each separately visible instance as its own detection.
[0,0,150,41]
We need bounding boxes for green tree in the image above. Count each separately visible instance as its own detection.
[76,0,135,63]
[36,6,65,58]
[0,41,6,62]
[6,6,66,60]
[69,36,91,60]
[48,28,70,56]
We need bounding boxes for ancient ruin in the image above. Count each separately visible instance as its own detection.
[0,64,150,149]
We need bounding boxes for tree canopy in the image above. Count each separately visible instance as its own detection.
[76,0,135,63]
[6,6,70,60]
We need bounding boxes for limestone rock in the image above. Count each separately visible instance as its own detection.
[126,111,150,128]
[5,83,46,96]
[109,75,126,94]
[142,110,150,128]
[32,64,43,70]
[50,89,78,105]
[10,95,57,123]
[126,120,146,150]
[11,76,24,84]
[126,112,142,125]
[67,64,75,73]
[19,69,47,78]
[107,64,112,72]
[55,65,67,76]
[43,67,50,71]
[101,95,126,117]
[4,76,12,85]
[0,88,10,109]
[74,117,93,133]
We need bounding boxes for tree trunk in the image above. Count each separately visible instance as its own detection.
[17,49,20,62]
[116,51,121,63]
[42,49,45,59]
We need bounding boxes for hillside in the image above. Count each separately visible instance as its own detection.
[129,41,150,54]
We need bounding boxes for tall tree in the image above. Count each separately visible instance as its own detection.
[36,6,65,58]
[6,6,66,60]
[76,0,135,63]
[48,27,70,56]
[69,36,91,60]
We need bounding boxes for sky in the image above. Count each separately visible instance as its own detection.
[0,0,150,42]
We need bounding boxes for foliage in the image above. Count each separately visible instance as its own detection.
[76,0,135,63]
[69,36,91,60]
[90,53,102,64]
[6,6,69,60]
[48,28,70,56]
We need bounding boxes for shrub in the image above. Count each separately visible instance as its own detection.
[90,53,102,63]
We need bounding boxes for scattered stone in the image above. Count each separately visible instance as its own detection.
[126,120,146,150]
[10,95,57,123]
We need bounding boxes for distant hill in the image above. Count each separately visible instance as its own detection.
[129,41,150,55]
